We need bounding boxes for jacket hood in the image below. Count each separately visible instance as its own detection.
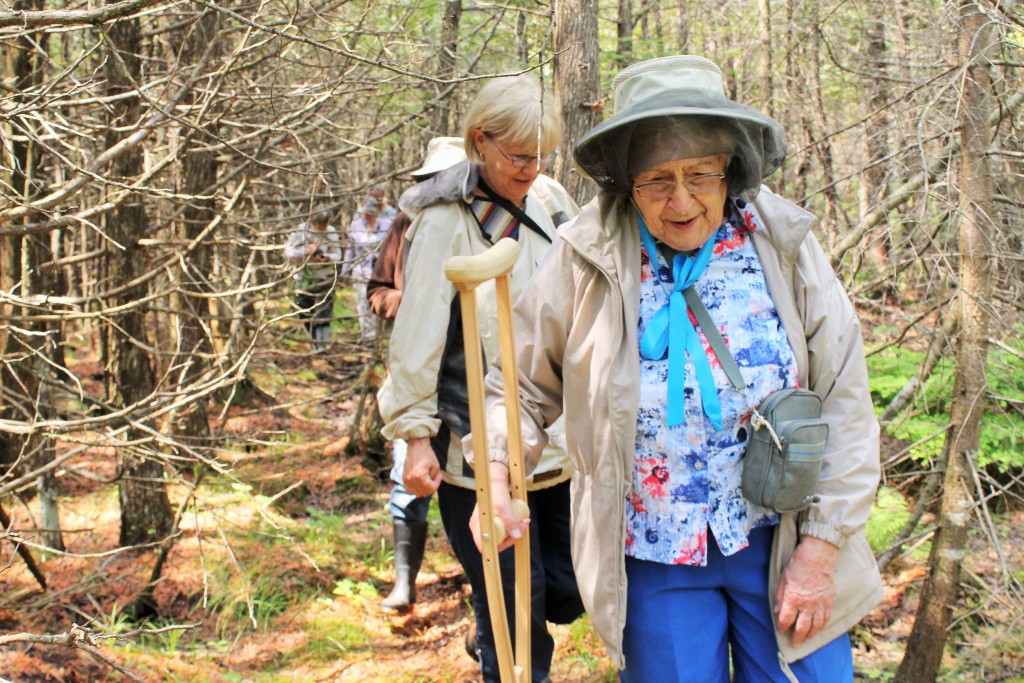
[398,160,477,218]
[556,193,632,273]
[746,186,816,272]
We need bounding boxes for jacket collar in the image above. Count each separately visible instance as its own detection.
[561,185,815,274]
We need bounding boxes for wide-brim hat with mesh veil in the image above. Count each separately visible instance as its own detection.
[573,55,786,197]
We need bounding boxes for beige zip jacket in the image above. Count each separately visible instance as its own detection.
[479,186,883,671]
[378,162,580,491]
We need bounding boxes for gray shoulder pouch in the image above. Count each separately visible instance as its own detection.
[682,287,826,514]
[743,388,827,512]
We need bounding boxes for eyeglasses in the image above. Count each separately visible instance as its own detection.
[632,172,726,201]
[483,132,558,170]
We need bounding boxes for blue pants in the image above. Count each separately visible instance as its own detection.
[388,439,431,522]
[438,480,584,683]
[620,526,853,683]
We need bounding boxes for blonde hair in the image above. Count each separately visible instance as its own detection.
[462,74,562,162]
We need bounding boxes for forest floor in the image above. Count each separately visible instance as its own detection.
[1,312,1023,682]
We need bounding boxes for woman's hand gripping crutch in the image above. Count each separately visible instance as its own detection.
[446,237,531,683]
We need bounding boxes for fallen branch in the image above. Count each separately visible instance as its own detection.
[877,445,948,574]
[879,311,960,427]
[0,622,200,681]
[345,358,377,456]
[1,624,138,682]
[0,501,47,591]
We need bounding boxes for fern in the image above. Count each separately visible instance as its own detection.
[864,486,911,555]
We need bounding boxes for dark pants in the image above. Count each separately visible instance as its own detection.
[295,286,334,339]
[438,480,584,683]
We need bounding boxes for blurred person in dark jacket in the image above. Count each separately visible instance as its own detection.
[368,137,466,612]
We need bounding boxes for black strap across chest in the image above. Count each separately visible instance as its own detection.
[475,177,552,244]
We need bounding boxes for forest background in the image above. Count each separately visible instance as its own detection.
[1,0,1023,681]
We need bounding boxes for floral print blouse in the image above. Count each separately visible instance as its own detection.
[625,198,799,566]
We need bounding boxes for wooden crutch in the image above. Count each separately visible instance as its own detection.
[445,237,531,683]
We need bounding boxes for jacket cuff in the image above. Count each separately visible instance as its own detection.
[799,518,844,547]
[458,434,511,469]
[487,446,510,466]
[381,420,438,442]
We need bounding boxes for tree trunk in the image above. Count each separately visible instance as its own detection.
[552,0,600,205]
[101,16,173,548]
[863,9,892,278]
[171,7,220,450]
[433,0,461,136]
[782,0,808,201]
[1,0,64,552]
[675,0,689,53]
[0,0,34,470]
[809,23,840,250]
[894,3,997,680]
[758,0,774,116]
[617,0,633,65]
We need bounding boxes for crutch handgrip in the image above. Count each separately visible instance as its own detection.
[445,237,520,284]
[490,498,530,546]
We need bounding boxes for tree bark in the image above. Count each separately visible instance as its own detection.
[809,23,840,250]
[552,0,600,205]
[170,7,220,451]
[1,0,64,552]
[894,3,997,680]
[758,0,774,117]
[1,0,42,470]
[675,0,688,52]
[782,0,809,200]
[101,16,173,548]
[863,8,893,277]
[617,0,633,65]
[433,0,461,136]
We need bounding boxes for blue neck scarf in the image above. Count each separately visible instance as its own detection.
[637,214,722,429]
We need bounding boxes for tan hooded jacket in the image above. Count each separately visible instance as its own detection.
[377,161,580,490]
[478,186,883,672]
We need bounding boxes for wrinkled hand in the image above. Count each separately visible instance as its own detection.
[776,536,839,646]
[402,437,442,497]
[469,462,529,554]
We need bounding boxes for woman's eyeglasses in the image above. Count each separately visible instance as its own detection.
[484,132,558,170]
[632,173,726,201]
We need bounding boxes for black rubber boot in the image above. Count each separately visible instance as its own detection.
[380,520,427,612]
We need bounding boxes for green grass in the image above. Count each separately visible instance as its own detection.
[205,573,293,635]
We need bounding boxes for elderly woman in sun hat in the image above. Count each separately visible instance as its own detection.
[468,55,883,682]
